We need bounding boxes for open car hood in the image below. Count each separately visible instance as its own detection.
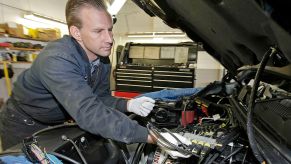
[132,0,291,74]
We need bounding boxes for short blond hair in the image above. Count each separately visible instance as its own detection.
[65,0,108,29]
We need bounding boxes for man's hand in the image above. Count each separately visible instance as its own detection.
[127,96,155,117]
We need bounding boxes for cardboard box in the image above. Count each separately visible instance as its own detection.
[0,23,24,37]
[0,27,5,33]
[36,28,61,41]
[129,46,144,58]
[23,27,38,39]
[144,46,160,59]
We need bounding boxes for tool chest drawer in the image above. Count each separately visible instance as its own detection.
[115,65,195,92]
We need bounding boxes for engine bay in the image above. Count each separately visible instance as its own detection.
[2,69,290,164]
[132,70,291,164]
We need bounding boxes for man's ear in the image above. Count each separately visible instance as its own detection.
[69,26,82,41]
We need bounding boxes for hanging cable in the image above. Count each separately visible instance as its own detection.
[61,135,88,164]
[247,47,277,163]
[49,152,81,164]
[32,123,77,137]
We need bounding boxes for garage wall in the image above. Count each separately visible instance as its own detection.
[0,0,191,50]
[0,0,68,35]
[0,0,67,22]
[0,0,224,99]
[0,64,30,101]
[110,35,193,90]
[195,51,225,87]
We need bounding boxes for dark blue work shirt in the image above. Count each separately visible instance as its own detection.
[6,35,148,144]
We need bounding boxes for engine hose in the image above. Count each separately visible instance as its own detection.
[107,139,130,164]
[219,146,244,163]
[49,152,81,164]
[131,143,145,164]
[247,47,277,163]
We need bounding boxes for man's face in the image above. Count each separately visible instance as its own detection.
[77,6,113,59]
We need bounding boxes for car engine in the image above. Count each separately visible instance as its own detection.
[2,69,290,164]
[132,70,291,164]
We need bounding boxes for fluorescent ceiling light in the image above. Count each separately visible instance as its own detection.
[108,0,127,15]
[22,13,69,35]
[127,32,186,38]
[152,37,164,42]
[17,17,52,29]
[24,13,67,27]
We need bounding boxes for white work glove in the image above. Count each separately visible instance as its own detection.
[127,96,155,117]
[158,132,192,159]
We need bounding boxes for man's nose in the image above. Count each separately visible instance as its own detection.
[105,31,113,43]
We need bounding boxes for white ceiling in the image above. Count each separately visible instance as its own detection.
[0,0,178,35]
[1,0,67,21]
[113,0,181,35]
[0,0,182,35]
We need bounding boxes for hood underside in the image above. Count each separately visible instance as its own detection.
[133,0,291,74]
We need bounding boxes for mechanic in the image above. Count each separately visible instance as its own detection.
[0,0,156,150]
